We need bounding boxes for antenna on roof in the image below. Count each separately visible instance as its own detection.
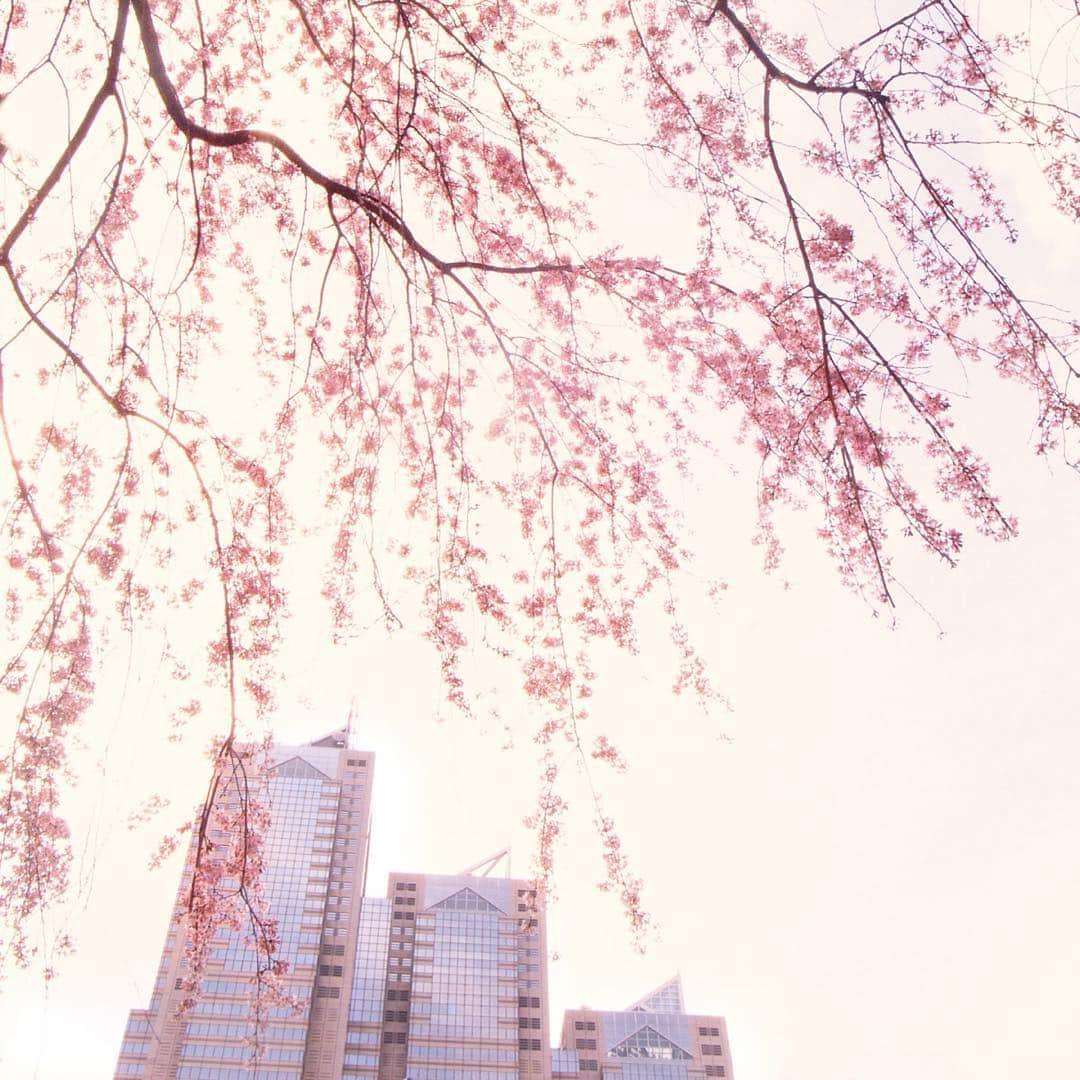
[344,695,359,747]
[460,847,511,877]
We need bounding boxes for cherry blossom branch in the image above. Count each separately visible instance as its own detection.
[0,1,129,266]
[130,0,571,281]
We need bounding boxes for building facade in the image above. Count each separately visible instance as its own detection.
[116,731,376,1080]
[553,977,733,1080]
[353,871,549,1080]
[115,734,731,1080]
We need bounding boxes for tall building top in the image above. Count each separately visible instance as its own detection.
[386,872,532,915]
[270,735,373,782]
[308,727,350,748]
[627,975,685,1015]
[559,972,732,1080]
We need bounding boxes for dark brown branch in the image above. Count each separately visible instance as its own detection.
[761,73,894,604]
[129,0,570,280]
[709,0,890,103]
[0,0,129,267]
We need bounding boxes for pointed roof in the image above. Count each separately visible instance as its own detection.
[309,728,348,748]
[428,886,501,913]
[272,755,331,780]
[609,1025,692,1060]
[626,975,685,1014]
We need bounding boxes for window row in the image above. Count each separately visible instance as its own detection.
[189,1001,306,1019]
[199,979,303,997]
[346,1031,380,1045]
[176,1068,300,1080]
[408,1023,509,1039]
[409,1069,517,1080]
[182,1045,303,1063]
[410,1045,517,1062]
[183,1023,304,1041]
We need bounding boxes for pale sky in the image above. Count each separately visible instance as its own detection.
[5,357,1079,1080]
[4,2,1080,1079]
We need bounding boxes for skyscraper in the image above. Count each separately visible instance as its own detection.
[553,976,733,1080]
[352,869,549,1080]
[116,730,375,1080]
[114,732,733,1080]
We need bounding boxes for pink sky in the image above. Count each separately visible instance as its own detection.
[5,353,1079,1079]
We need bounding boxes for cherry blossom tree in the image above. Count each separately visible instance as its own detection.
[2,0,1078,983]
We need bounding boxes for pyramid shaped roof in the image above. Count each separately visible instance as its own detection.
[626,975,685,1014]
[428,886,501,913]
[309,729,348,748]
[271,755,331,780]
[610,1024,692,1060]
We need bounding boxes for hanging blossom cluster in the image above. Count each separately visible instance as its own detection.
[2,0,1080,982]
[163,738,294,1021]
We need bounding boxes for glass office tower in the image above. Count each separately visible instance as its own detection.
[345,872,549,1080]
[115,731,374,1080]
[554,977,733,1080]
[114,734,733,1080]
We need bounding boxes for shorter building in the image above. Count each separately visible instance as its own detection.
[349,869,551,1080]
[554,977,732,1080]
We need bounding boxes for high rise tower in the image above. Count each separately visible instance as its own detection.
[346,869,548,1080]
[115,734,733,1080]
[554,976,733,1080]
[115,731,375,1080]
